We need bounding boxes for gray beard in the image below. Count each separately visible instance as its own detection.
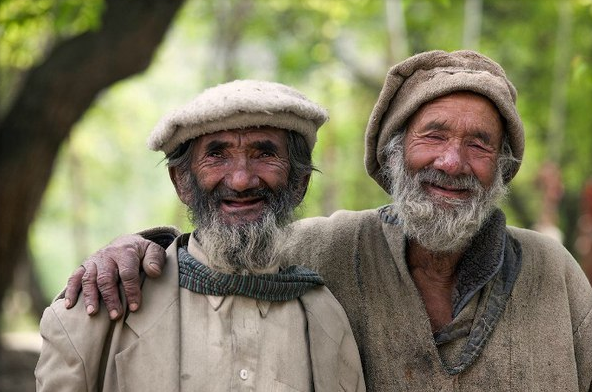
[186,174,297,275]
[385,139,508,254]
[196,212,289,275]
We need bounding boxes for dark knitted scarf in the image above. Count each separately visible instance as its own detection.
[178,246,324,301]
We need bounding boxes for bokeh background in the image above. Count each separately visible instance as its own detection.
[1,0,592,389]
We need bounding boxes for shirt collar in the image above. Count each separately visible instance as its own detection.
[188,234,272,317]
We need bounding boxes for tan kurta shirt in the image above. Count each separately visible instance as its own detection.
[180,235,312,391]
[35,234,365,392]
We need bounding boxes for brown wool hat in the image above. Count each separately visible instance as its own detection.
[365,50,524,193]
[148,80,329,154]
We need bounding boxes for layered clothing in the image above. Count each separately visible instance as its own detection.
[36,234,365,392]
[283,206,592,391]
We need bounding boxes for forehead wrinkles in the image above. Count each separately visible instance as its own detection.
[199,129,288,150]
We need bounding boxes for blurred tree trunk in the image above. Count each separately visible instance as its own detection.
[546,2,576,248]
[0,0,185,330]
[68,146,90,264]
[209,0,254,84]
[385,0,408,63]
[547,1,572,163]
[462,0,482,49]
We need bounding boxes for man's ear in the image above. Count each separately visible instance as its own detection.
[169,166,191,206]
[294,173,311,205]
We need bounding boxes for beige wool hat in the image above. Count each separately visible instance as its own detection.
[365,50,524,193]
[148,79,328,154]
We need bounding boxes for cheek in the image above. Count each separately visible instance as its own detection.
[193,166,225,191]
[253,162,290,187]
[404,147,438,173]
[470,159,498,187]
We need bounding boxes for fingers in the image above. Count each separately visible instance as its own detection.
[142,242,167,278]
[117,253,144,313]
[105,234,155,314]
[64,265,86,308]
[81,261,100,316]
[94,253,124,320]
[64,233,164,318]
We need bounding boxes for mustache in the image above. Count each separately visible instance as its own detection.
[210,186,275,201]
[415,167,483,192]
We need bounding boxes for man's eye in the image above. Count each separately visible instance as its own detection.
[425,134,445,141]
[207,151,224,158]
[469,142,490,152]
[258,151,275,158]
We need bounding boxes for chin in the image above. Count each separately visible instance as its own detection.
[222,213,264,226]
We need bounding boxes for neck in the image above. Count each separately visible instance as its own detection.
[407,240,462,280]
[406,239,464,332]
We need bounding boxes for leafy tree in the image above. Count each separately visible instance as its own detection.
[0,0,186,335]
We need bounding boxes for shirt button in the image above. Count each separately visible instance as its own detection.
[239,369,248,380]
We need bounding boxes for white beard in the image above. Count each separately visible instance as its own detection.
[385,136,508,254]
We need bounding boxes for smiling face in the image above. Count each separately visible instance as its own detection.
[176,127,292,225]
[168,126,309,274]
[385,91,509,254]
[404,91,503,200]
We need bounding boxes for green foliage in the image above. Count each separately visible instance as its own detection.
[2,0,592,301]
[0,0,104,114]
[0,0,103,67]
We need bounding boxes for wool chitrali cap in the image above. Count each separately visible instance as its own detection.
[148,79,329,154]
[364,49,524,193]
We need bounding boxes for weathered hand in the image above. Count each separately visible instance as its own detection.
[63,234,166,320]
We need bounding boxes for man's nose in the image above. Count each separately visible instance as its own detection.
[225,157,260,192]
[432,143,468,176]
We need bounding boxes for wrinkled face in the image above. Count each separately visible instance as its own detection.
[169,127,303,274]
[188,127,291,225]
[386,92,508,254]
[404,91,503,200]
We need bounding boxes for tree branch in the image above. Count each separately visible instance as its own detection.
[0,0,185,321]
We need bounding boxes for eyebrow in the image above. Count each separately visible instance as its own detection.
[204,140,231,152]
[251,140,280,153]
[473,131,492,145]
[423,120,449,131]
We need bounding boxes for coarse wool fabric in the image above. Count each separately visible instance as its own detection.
[365,50,525,193]
[281,207,592,391]
[147,79,329,154]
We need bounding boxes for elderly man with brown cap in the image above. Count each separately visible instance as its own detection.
[35,80,366,392]
[61,50,592,391]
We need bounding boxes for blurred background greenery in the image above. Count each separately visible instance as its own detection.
[1,0,592,345]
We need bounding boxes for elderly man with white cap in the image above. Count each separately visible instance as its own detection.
[35,80,366,392]
[61,50,592,391]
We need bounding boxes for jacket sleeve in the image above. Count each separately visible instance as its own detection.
[574,307,592,392]
[35,306,89,392]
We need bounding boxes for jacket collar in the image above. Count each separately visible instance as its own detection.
[115,234,354,391]
[114,235,185,392]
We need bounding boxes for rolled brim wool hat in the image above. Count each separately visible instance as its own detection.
[365,50,524,193]
[148,79,329,154]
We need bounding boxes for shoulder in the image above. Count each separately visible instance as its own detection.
[40,297,117,353]
[508,225,592,318]
[290,208,383,237]
[507,226,578,269]
[299,286,352,339]
[37,297,118,389]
